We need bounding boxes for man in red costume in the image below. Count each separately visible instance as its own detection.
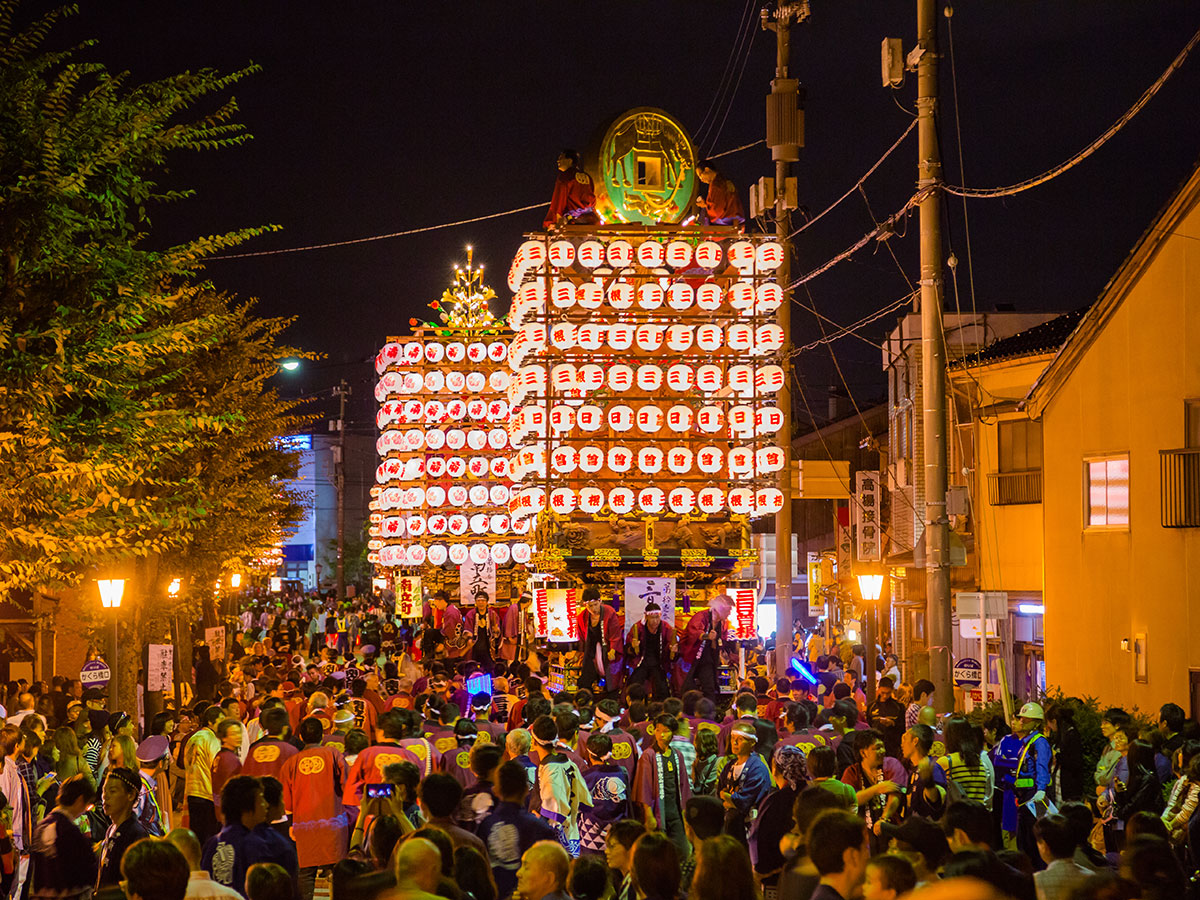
[675,594,734,701]
[574,587,623,695]
[502,590,536,664]
[625,602,674,702]
[696,160,746,227]
[429,591,467,660]
[280,716,348,900]
[544,149,599,228]
[463,590,503,668]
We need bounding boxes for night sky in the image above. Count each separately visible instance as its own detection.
[38,1,1200,428]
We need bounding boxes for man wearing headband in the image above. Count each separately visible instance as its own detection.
[502,591,536,664]
[464,590,503,667]
[96,767,150,889]
[574,587,623,695]
[529,715,592,856]
[632,713,692,859]
[591,699,639,782]
[578,733,631,854]
[716,722,771,845]
[625,601,673,702]
[676,593,734,701]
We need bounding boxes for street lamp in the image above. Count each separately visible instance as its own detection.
[279,359,301,372]
[230,573,242,589]
[857,571,885,703]
[97,578,125,709]
[168,578,181,597]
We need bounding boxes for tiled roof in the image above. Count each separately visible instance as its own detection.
[954,306,1090,367]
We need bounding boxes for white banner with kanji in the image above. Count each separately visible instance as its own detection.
[622,577,676,638]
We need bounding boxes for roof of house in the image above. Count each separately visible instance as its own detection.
[952,306,1089,368]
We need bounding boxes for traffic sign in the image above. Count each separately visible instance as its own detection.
[953,657,982,688]
[81,659,111,689]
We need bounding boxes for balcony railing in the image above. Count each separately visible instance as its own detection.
[1160,448,1200,527]
[987,469,1042,506]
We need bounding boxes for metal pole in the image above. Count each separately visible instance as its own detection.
[917,0,953,712]
[866,587,877,704]
[336,379,347,603]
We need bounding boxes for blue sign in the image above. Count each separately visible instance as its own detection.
[953,657,982,688]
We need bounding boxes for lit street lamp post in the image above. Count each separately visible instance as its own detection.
[857,571,884,703]
[97,578,125,704]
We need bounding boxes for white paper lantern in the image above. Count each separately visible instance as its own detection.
[696,365,723,392]
[519,407,546,437]
[425,429,447,451]
[696,324,723,352]
[548,240,575,268]
[668,487,697,514]
[445,371,466,393]
[490,372,512,395]
[637,487,665,514]
[447,485,470,507]
[728,364,754,395]
[427,514,447,534]
[728,241,756,272]
[551,363,577,392]
[578,487,605,515]
[757,241,785,270]
[466,398,486,420]
[637,240,665,268]
[578,282,604,310]
[424,342,445,363]
[637,282,664,309]
[728,446,755,475]
[697,446,725,474]
[469,484,490,506]
[728,405,755,437]
[663,240,692,268]
[608,404,634,432]
[755,487,785,516]
[609,281,634,309]
[607,446,633,473]
[448,515,469,536]
[667,365,694,393]
[727,323,753,352]
[467,543,489,564]
[697,487,726,514]
[422,371,444,393]
[470,513,490,534]
[696,282,723,311]
[550,322,576,350]
[490,457,510,478]
[511,542,532,564]
[491,543,511,565]
[490,513,510,533]
[695,241,723,269]
[577,323,605,350]
[756,407,784,434]
[426,484,447,505]
[408,545,428,566]
[728,487,755,515]
[607,323,634,351]
[488,428,509,450]
[666,324,694,352]
[578,365,604,392]
[404,342,423,364]
[755,282,783,314]
[551,281,577,310]
[637,447,664,474]
[636,365,663,392]
[636,405,665,433]
[401,372,423,394]
[755,324,785,354]
[519,487,546,513]
[578,240,605,268]
[449,543,470,564]
[405,429,426,450]
[488,341,508,363]
[403,457,424,481]
[607,365,634,392]
[466,342,487,364]
[695,405,723,433]
[381,516,404,538]
[406,515,427,537]
[577,404,604,431]
[378,342,401,373]
[608,487,636,514]
[756,365,785,393]
[550,405,575,433]
[550,488,577,514]
[667,446,693,473]
[667,282,694,310]
[427,544,449,566]
[635,324,666,352]
[404,398,424,419]
[551,446,579,474]
[579,445,605,473]
[667,405,694,433]
[607,239,634,267]
[756,446,786,473]
[445,457,467,479]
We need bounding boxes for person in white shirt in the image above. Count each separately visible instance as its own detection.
[166,827,243,900]
[7,693,42,730]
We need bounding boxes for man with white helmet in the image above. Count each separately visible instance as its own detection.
[1011,701,1053,867]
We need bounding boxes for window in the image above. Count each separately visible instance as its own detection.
[999,419,1043,473]
[1085,455,1130,527]
[636,156,662,188]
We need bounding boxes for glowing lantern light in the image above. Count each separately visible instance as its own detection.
[609,488,636,514]
[445,371,466,393]
[727,323,753,351]
[470,543,491,564]
[404,342,423,363]
[488,341,508,363]
[425,429,446,451]
[696,283,723,311]
[578,487,605,515]
[696,365,723,392]
[445,457,466,479]
[552,281,577,309]
[607,446,633,473]
[469,484,490,506]
[665,240,693,268]
[405,429,426,450]
[466,342,487,363]
[728,446,755,474]
[695,241,723,269]
[756,365,785,393]
[757,241,785,269]
[727,282,754,311]
[548,240,575,268]
[667,282,694,310]
[408,546,428,566]
[698,487,726,514]
[697,405,724,433]
[577,323,605,350]
[426,484,447,506]
[403,457,424,480]
[447,485,469,507]
[427,544,449,566]
[577,405,603,431]
[667,446,694,473]
[639,487,667,514]
[441,342,464,363]
[578,365,604,392]
[635,324,666,352]
[489,372,511,394]
[666,324,694,352]
[755,323,785,354]
[697,446,725,474]
[422,371,444,393]
[636,365,663,392]
[491,544,511,565]
[728,405,755,436]
[579,446,605,473]
[669,487,696,514]
[607,323,634,350]
[449,543,470,564]
[490,457,510,478]
[637,240,665,268]
[550,488,578,513]
[578,240,605,268]
[729,241,756,272]
[470,513,489,533]
[425,342,445,363]
[756,407,785,434]
[609,281,634,309]
[551,446,579,474]
[550,405,575,433]
[427,513,447,534]
[636,405,665,433]
[488,428,509,450]
[551,322,576,349]
[401,372,423,393]
[667,365,694,393]
[578,282,604,310]
[466,370,486,391]
[490,486,511,506]
[519,407,546,437]
[607,405,634,432]
[728,364,754,395]
[490,513,510,532]
[607,365,634,392]
[607,239,634,267]
[637,447,664,474]
[406,516,427,536]
[696,324,723,352]
[637,283,664,309]
[512,542,532,564]
[756,446,787,473]
[551,363,577,392]
[728,487,754,514]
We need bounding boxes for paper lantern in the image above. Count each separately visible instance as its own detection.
[607,323,634,350]
[407,487,427,508]
[440,341,463,363]
[467,543,489,564]
[637,447,664,474]
[548,240,575,268]
[514,239,546,276]
[756,446,787,473]
[427,513,447,534]
[404,398,424,419]
[426,483,447,505]
[607,446,633,473]
[607,239,634,267]
[519,487,546,513]
[404,342,423,364]
[578,365,604,392]
[757,241,785,270]
[638,487,666,514]
[696,282,723,311]
[728,446,755,475]
[637,283,664,309]
[666,324,694,352]
[667,446,693,473]
[446,457,467,479]
[637,240,665,268]
[519,407,546,437]
[378,341,401,370]
[406,515,427,536]
[511,542,532,564]
[578,282,604,310]
[469,484,490,506]
[490,457,510,478]
[578,240,605,268]
[403,457,424,480]
[425,429,446,451]
[490,513,510,533]
[636,365,663,392]
[754,487,784,516]
[607,365,634,392]
[607,405,634,432]
[401,372,423,393]
[577,323,605,350]
[696,324,723,352]
[697,487,726,514]
[667,282,694,310]
[445,371,466,393]
[727,282,754,311]
[657,238,690,267]
[756,365,786,393]
[755,324,785,354]
[695,241,723,269]
[666,405,694,433]
[467,342,487,364]
[697,405,724,433]
[550,488,577,513]
[609,488,636,514]
[728,487,755,514]
[380,487,402,509]
[728,405,755,437]
[728,364,754,395]
[756,282,783,314]
[489,485,511,506]
[697,446,725,474]
[488,428,509,450]
[408,545,428,566]
[577,404,603,431]
[635,324,666,352]
[668,487,697,514]
[609,281,634,309]
[728,241,756,272]
[424,342,445,363]
[727,323,753,352]
[578,487,605,515]
[550,322,576,350]
[489,372,512,394]
[636,405,665,433]
[551,446,578,474]
[491,543,511,565]
[449,543,470,564]
[550,405,575,433]
[579,445,605,473]
[405,428,426,450]
[427,544,449,566]
[666,365,694,392]
[551,363,577,392]
[756,407,785,434]
[466,398,486,420]
[552,281,577,309]
[447,485,469,507]
[470,513,489,533]
[696,365,723,392]
[488,341,508,363]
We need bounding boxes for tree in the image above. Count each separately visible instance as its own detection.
[0,5,307,710]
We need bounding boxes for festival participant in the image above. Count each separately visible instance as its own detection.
[184,706,224,845]
[201,776,271,894]
[676,594,734,701]
[530,715,592,856]
[470,692,506,744]
[478,761,558,900]
[841,729,906,851]
[417,773,488,857]
[440,719,480,789]
[625,602,673,702]
[462,591,502,668]
[502,591,536,664]
[30,774,98,898]
[543,149,599,229]
[96,767,151,889]
[574,588,623,695]
[211,719,244,824]
[591,699,639,782]
[428,592,467,660]
[631,714,692,860]
[280,717,348,900]
[695,160,746,227]
[344,709,409,806]
[241,707,299,782]
[458,743,503,829]
[578,733,631,854]
[320,708,355,755]
[716,722,772,844]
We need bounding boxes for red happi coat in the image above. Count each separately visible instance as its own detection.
[441,604,468,658]
[574,605,625,688]
[544,166,596,227]
[673,607,730,691]
[626,621,675,670]
[280,744,348,868]
[462,607,503,659]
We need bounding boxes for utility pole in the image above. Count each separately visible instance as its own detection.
[916,0,953,712]
[763,1,808,678]
[333,380,348,603]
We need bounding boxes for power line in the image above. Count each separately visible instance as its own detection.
[693,0,758,145]
[944,22,1200,198]
[704,25,760,154]
[790,291,916,356]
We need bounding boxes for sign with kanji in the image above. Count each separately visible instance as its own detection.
[204,626,226,663]
[807,553,825,617]
[147,644,174,692]
[727,586,758,640]
[396,574,423,619]
[854,471,882,562]
[459,559,496,607]
[545,587,577,643]
[622,577,676,638]
[80,658,110,689]
[533,586,550,639]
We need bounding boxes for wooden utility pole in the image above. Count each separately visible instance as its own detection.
[334,379,348,603]
[916,0,953,711]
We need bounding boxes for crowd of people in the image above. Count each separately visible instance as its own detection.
[3,587,1198,900]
